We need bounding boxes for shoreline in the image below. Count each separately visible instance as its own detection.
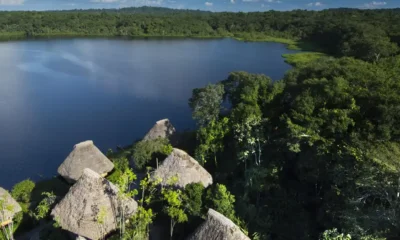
[0,32,317,52]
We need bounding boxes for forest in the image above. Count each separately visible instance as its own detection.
[0,7,399,60]
[1,6,400,240]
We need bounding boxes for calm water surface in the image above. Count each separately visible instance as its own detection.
[0,38,297,188]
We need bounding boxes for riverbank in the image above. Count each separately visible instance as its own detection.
[0,31,318,52]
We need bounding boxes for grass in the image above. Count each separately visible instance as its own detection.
[282,52,328,66]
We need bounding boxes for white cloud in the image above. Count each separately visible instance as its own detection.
[230,0,235,3]
[243,0,259,2]
[266,0,282,3]
[261,3,270,7]
[307,1,323,7]
[363,1,387,8]
[0,0,24,5]
[372,1,387,5]
[205,1,213,6]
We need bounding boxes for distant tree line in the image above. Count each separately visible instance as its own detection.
[0,7,399,61]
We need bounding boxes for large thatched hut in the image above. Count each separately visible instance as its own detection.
[51,168,138,240]
[143,119,176,141]
[152,148,212,188]
[0,187,22,227]
[187,209,250,240]
[58,140,114,183]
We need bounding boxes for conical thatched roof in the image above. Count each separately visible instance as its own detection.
[0,187,22,226]
[143,119,176,141]
[51,168,138,240]
[152,148,212,188]
[58,140,114,183]
[187,209,250,240]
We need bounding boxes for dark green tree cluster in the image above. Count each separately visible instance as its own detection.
[189,54,400,239]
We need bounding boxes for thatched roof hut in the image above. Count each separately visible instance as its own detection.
[0,187,22,226]
[152,148,212,188]
[51,168,138,240]
[187,209,250,240]
[143,119,176,141]
[58,140,114,183]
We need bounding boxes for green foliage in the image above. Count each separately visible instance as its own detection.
[132,138,173,169]
[183,183,205,217]
[107,157,130,184]
[11,179,35,204]
[162,188,188,223]
[321,229,351,240]
[34,192,56,221]
[115,166,138,198]
[96,206,107,225]
[126,171,159,239]
[162,177,188,238]
[205,184,236,221]
[195,117,230,165]
[282,52,328,66]
[128,206,154,240]
[189,83,225,126]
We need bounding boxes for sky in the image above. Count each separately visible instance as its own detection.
[0,0,398,12]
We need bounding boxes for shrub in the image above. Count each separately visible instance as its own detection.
[11,179,35,204]
[132,138,173,169]
[183,183,205,217]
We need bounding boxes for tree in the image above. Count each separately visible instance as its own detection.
[132,138,173,169]
[205,184,236,221]
[183,183,205,217]
[114,167,138,238]
[128,170,161,239]
[34,192,56,221]
[189,83,225,127]
[195,117,230,165]
[161,176,188,239]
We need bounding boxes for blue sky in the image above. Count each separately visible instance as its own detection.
[0,0,398,11]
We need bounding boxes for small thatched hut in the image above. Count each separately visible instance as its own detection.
[187,209,250,240]
[58,140,114,183]
[0,187,22,226]
[152,148,212,188]
[143,119,176,141]
[51,168,138,240]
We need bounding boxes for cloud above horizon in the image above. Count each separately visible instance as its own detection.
[307,1,323,7]
[363,1,387,8]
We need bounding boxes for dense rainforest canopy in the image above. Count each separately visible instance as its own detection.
[1,6,400,240]
[0,7,400,60]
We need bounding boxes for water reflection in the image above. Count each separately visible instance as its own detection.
[0,38,298,188]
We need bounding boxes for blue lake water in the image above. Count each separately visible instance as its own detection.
[0,38,298,189]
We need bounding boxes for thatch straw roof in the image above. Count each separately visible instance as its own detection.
[51,168,138,240]
[58,140,114,183]
[143,119,176,141]
[152,148,212,188]
[187,209,250,240]
[0,187,22,226]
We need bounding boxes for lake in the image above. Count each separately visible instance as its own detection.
[0,38,297,189]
